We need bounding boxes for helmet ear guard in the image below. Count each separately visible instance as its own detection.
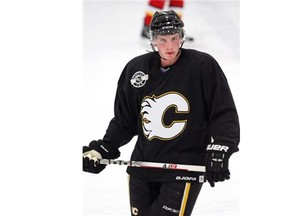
[180,28,185,40]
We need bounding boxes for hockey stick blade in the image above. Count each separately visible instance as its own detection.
[98,159,205,172]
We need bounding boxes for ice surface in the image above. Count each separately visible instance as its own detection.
[83,1,239,215]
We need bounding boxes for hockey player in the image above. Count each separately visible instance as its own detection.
[83,10,240,216]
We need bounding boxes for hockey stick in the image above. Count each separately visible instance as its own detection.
[98,159,205,172]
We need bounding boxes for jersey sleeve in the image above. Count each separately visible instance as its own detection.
[102,64,139,150]
[202,56,240,155]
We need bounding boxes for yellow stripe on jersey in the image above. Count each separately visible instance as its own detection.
[179,182,191,216]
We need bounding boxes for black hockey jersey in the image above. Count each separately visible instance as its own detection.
[102,49,240,183]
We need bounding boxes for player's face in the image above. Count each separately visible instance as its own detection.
[153,33,183,67]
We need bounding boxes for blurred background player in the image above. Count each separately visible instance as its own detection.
[141,0,194,41]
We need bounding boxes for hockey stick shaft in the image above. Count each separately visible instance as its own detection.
[98,159,206,172]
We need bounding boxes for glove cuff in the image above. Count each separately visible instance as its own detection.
[89,140,121,159]
[206,142,238,158]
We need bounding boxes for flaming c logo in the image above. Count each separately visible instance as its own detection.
[140,92,190,140]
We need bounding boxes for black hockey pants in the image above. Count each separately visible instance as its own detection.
[128,175,202,216]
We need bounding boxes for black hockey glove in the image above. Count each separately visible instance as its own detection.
[83,140,120,174]
[205,144,234,187]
